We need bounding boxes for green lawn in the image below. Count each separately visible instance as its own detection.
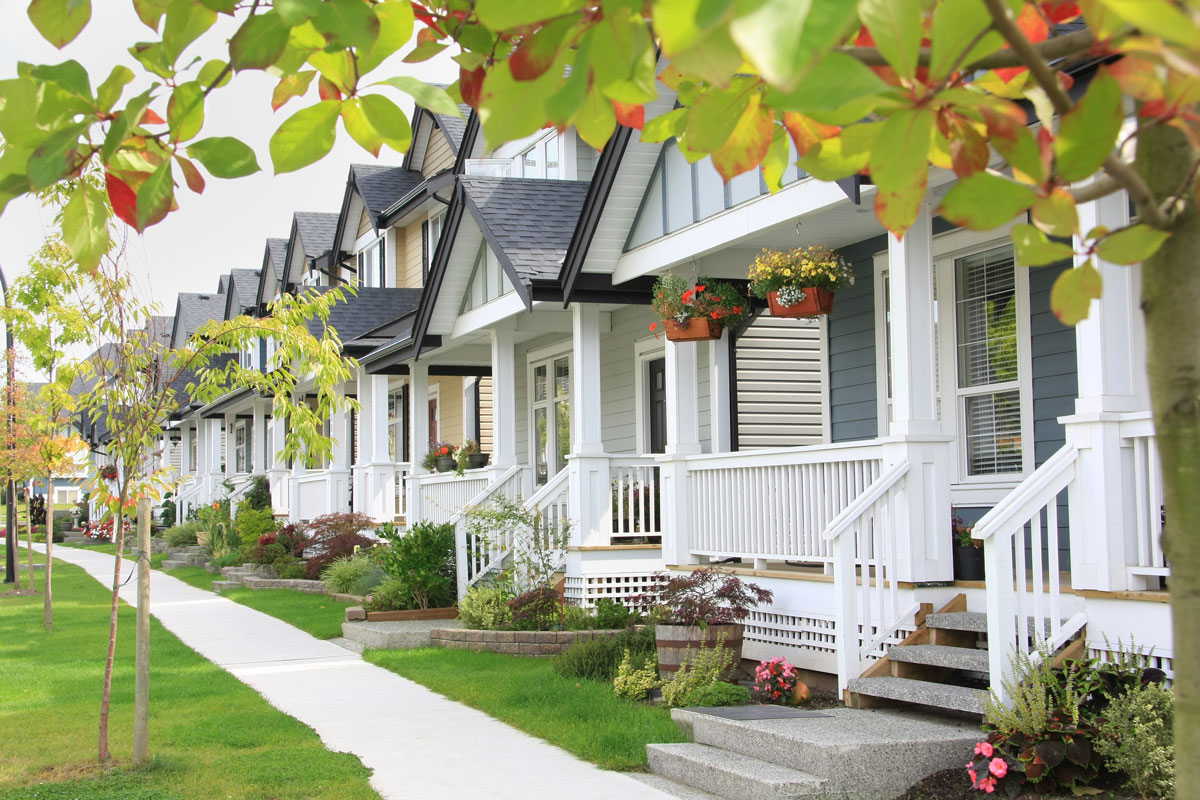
[365,648,688,770]
[220,588,351,640]
[162,565,219,592]
[0,554,381,800]
[59,541,168,569]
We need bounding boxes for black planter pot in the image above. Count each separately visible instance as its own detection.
[435,456,456,473]
[953,544,985,581]
[467,453,490,469]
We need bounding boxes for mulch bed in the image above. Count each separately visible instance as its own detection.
[892,768,1137,800]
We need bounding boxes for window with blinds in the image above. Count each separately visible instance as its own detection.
[954,245,1022,475]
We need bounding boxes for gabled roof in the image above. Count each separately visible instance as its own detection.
[435,104,473,154]
[266,238,288,280]
[225,269,260,319]
[304,286,423,345]
[171,292,226,349]
[283,211,339,286]
[217,274,230,295]
[353,164,424,226]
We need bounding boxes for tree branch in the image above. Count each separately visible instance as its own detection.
[1067,174,1124,205]
[839,28,1094,72]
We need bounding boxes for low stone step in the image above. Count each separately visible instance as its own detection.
[329,637,365,654]
[240,577,326,594]
[161,559,189,570]
[887,644,989,672]
[211,580,242,592]
[925,611,988,633]
[847,676,985,714]
[626,772,722,799]
[341,619,462,650]
[647,743,827,800]
[674,706,980,798]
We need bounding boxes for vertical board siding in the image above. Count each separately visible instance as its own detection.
[827,234,887,442]
[735,316,825,448]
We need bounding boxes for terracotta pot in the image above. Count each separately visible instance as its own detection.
[467,453,490,469]
[663,317,723,342]
[768,288,835,317]
[953,544,985,581]
[435,456,456,473]
[655,623,744,680]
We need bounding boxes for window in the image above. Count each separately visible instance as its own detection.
[463,243,514,311]
[234,422,249,474]
[514,132,561,179]
[545,136,559,179]
[522,146,541,178]
[387,386,409,462]
[422,213,444,283]
[188,430,197,473]
[530,353,571,485]
[954,245,1023,476]
[357,236,386,288]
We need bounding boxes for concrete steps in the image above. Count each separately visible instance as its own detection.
[924,611,988,633]
[846,677,985,714]
[886,643,989,672]
[647,707,980,799]
[162,546,211,570]
[340,619,462,650]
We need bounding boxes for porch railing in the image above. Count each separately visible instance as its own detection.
[974,445,1087,704]
[685,442,883,563]
[452,465,529,595]
[394,465,409,521]
[1121,414,1168,580]
[295,472,329,521]
[609,457,661,542]
[417,469,493,526]
[826,461,920,693]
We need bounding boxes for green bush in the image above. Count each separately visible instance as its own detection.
[374,522,456,609]
[364,578,417,612]
[243,476,272,511]
[1095,682,1174,799]
[458,583,514,630]
[236,506,277,548]
[553,627,657,682]
[613,649,661,701]
[165,521,202,547]
[561,598,640,630]
[661,634,735,709]
[159,496,176,528]
[274,557,306,580]
[211,550,243,568]
[322,553,384,595]
[674,682,750,708]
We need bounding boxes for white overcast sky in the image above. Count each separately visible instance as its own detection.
[0,4,456,314]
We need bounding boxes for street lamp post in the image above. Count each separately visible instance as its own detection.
[2,265,15,586]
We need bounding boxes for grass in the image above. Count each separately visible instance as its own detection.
[0,551,381,800]
[365,647,688,771]
[220,588,351,640]
[162,566,219,592]
[59,541,169,569]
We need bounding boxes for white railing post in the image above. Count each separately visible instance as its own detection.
[407,362,429,523]
[1062,414,1134,591]
[983,534,1017,705]
[833,527,858,696]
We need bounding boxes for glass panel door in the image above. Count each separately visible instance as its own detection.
[530,355,571,485]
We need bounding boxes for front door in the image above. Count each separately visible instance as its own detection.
[647,357,667,454]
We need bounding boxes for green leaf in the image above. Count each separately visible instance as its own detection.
[313,0,380,51]
[478,56,564,148]
[100,89,153,163]
[402,39,448,64]
[61,181,112,269]
[29,60,91,100]
[26,123,85,190]
[161,0,217,65]
[870,107,933,236]
[760,125,789,192]
[340,98,382,157]
[796,121,881,180]
[642,107,688,143]
[275,0,320,26]
[197,59,231,89]
[27,0,92,49]
[729,0,858,90]
[1056,66,1122,183]
[1096,224,1170,265]
[131,0,169,31]
[1050,259,1102,325]
[200,0,238,11]
[135,160,174,230]
[96,65,134,112]
[1097,0,1200,50]
[669,25,744,87]
[1031,189,1078,238]
[128,42,172,80]
[711,92,773,181]
[476,0,583,30]
[1012,223,1074,267]
[651,0,733,56]
[857,0,922,80]
[937,172,1035,231]
[574,86,617,150]
[509,15,579,81]
[308,49,356,93]
[230,10,291,71]
[546,33,592,127]
[929,0,1001,81]
[764,51,887,112]
[376,77,464,118]
[167,81,204,141]
[358,94,412,154]
[272,70,316,111]
[187,136,261,178]
[686,78,756,153]
[358,1,414,75]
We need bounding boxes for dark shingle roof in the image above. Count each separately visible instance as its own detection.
[174,292,227,347]
[217,274,230,294]
[266,238,288,281]
[304,287,424,343]
[293,212,339,260]
[460,176,590,282]
[351,164,424,226]
[436,105,472,153]
[228,269,259,314]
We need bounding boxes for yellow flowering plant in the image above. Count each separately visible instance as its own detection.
[747,245,854,298]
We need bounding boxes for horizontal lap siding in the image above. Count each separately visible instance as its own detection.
[477,377,494,454]
[422,131,455,177]
[735,316,824,448]
[600,306,652,453]
[828,234,887,442]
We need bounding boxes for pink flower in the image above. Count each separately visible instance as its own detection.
[979,776,996,794]
[974,741,993,758]
[967,768,978,788]
[988,758,1007,779]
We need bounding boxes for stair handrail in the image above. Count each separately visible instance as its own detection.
[451,465,527,596]
[972,445,1077,541]
[822,461,909,541]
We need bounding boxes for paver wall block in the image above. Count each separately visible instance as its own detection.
[463,630,484,643]
[345,607,366,621]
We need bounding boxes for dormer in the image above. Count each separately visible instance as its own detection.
[282,212,339,289]
[465,128,595,182]
[256,237,288,308]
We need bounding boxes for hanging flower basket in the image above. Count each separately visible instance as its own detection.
[650,274,747,344]
[99,465,118,481]
[767,287,836,317]
[748,245,853,319]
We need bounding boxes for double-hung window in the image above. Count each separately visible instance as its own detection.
[387,387,409,462]
[358,236,386,288]
[234,422,250,474]
[530,353,571,485]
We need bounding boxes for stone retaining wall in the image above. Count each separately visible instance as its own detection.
[240,577,328,594]
[430,628,627,656]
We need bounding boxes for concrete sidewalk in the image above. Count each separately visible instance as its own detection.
[42,544,675,800]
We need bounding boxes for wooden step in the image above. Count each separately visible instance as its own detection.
[887,644,988,672]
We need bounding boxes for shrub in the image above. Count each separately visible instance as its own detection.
[1095,682,1174,800]
[374,522,455,609]
[165,521,201,547]
[553,627,656,682]
[613,649,662,701]
[676,682,750,708]
[159,496,176,529]
[595,598,637,629]
[242,475,272,511]
[236,506,277,548]
[364,578,418,612]
[458,583,515,630]
[275,523,305,556]
[300,513,378,579]
[52,514,71,534]
[661,634,734,709]
[508,586,561,631]
[29,495,46,526]
[211,550,243,568]
[646,567,773,626]
[274,559,306,580]
[322,553,380,595]
[251,534,287,566]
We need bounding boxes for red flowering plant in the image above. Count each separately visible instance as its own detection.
[99,464,118,481]
[422,442,459,470]
[85,517,128,543]
[752,656,799,705]
[649,274,748,337]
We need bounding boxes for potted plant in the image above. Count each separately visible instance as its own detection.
[423,442,458,473]
[458,439,490,471]
[952,515,985,581]
[747,244,855,317]
[99,464,118,481]
[649,274,748,342]
[645,567,773,679]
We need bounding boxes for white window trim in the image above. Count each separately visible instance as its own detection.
[354,231,386,288]
[526,341,573,483]
[427,382,441,446]
[633,336,665,454]
[873,220,1035,491]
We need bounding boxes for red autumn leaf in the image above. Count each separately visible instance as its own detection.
[460,65,485,109]
[782,112,840,157]
[411,2,444,36]
[318,75,342,101]
[140,108,166,125]
[997,5,1049,82]
[612,101,644,130]
[417,26,442,45]
[1110,56,1166,104]
[1040,2,1081,23]
[105,172,138,228]
[176,155,206,194]
[950,122,990,179]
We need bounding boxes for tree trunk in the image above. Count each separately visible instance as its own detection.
[133,496,151,765]
[37,492,50,630]
[25,496,34,590]
[1136,122,1199,791]
[97,497,126,762]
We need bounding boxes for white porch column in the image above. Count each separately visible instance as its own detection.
[709,332,732,453]
[569,303,609,547]
[885,202,952,583]
[1063,188,1148,591]
[267,408,289,514]
[355,367,393,521]
[490,329,518,468]
[328,391,351,513]
[661,340,702,567]
[407,362,430,522]
[252,400,267,475]
[223,413,236,481]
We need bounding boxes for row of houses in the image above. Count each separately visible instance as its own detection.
[90,73,1170,708]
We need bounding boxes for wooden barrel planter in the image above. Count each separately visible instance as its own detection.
[655,623,744,680]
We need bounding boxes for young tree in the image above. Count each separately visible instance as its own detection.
[2,0,1198,779]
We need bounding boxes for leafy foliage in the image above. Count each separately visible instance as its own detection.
[649,274,747,327]
[466,494,568,592]
[321,553,386,596]
[660,633,737,709]
[613,649,662,702]
[553,626,657,682]
[457,582,515,631]
[234,506,277,549]
[373,521,456,609]
[646,567,773,626]
[298,513,378,579]
[508,586,562,631]
[242,475,272,512]
[1094,682,1174,800]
